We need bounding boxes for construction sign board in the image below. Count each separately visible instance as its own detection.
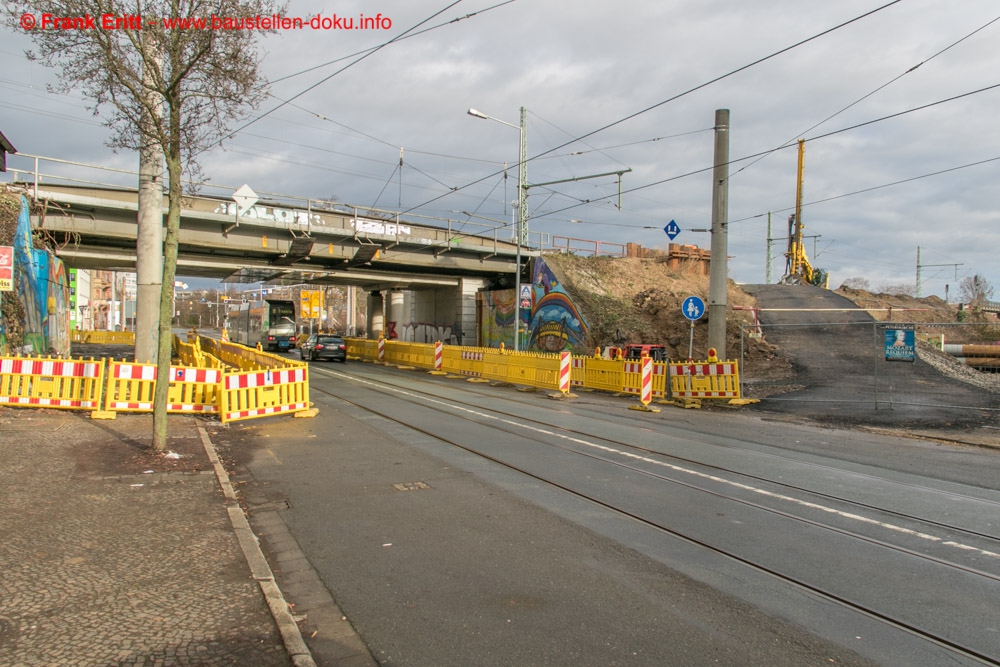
[0,245,13,291]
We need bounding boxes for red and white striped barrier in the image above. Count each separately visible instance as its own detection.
[621,360,667,397]
[105,361,222,412]
[558,351,571,394]
[570,356,584,387]
[668,361,741,399]
[434,341,443,371]
[640,356,653,406]
[221,367,309,423]
[0,357,104,409]
[378,337,385,362]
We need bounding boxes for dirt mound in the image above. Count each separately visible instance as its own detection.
[542,254,790,376]
[834,286,954,323]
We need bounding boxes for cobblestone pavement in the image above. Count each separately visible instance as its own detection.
[0,408,293,667]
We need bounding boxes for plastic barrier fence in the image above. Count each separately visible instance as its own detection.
[220,367,310,424]
[104,361,222,413]
[0,356,105,410]
[71,330,136,345]
[580,357,628,394]
[201,337,301,371]
[343,338,741,403]
[622,360,668,399]
[174,335,224,370]
[668,361,741,399]
[346,338,378,361]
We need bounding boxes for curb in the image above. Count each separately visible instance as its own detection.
[198,426,317,667]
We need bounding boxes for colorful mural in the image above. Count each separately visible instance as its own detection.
[0,195,70,356]
[478,257,589,353]
[526,258,588,353]
[480,288,516,348]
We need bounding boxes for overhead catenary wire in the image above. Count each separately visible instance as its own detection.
[218,1,466,146]
[529,82,1000,223]
[727,154,1000,226]
[728,12,1000,181]
[401,0,905,216]
[269,0,517,84]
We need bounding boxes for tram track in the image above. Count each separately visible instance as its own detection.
[313,364,1000,548]
[307,364,1000,665]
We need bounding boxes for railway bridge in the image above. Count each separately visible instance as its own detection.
[17,164,533,345]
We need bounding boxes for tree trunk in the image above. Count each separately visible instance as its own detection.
[151,105,184,451]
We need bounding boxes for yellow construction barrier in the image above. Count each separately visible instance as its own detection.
[201,337,300,371]
[71,330,136,345]
[220,366,311,424]
[668,360,741,400]
[482,349,563,390]
[174,335,225,370]
[383,341,437,368]
[0,356,105,411]
[580,356,629,394]
[622,359,668,399]
[341,338,743,404]
[104,360,222,414]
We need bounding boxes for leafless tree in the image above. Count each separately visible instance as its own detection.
[9,0,280,449]
[877,283,917,297]
[958,274,995,308]
[840,277,870,291]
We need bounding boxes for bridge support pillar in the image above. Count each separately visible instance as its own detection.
[457,277,487,347]
[367,291,384,339]
[387,290,405,341]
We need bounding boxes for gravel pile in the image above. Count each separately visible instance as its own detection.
[918,342,1000,393]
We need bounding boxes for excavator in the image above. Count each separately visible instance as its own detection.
[782,139,829,288]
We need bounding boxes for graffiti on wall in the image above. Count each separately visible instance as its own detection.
[480,288,516,348]
[478,257,589,353]
[527,258,588,353]
[0,195,70,356]
[400,322,455,344]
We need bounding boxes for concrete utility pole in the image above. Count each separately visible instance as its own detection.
[135,44,164,363]
[707,109,730,359]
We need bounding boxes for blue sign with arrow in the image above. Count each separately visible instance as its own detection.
[663,220,681,240]
[681,295,706,321]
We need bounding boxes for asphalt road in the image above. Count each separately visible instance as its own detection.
[742,284,999,431]
[212,359,1000,666]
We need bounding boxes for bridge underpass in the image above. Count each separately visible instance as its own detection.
[27,183,534,345]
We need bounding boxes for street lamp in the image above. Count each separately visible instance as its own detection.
[468,106,527,350]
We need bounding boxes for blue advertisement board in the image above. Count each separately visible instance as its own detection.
[884,325,915,362]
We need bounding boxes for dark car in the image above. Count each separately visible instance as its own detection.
[300,334,347,362]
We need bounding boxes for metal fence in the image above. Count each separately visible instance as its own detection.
[739,320,1000,420]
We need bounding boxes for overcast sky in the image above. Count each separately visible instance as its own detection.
[2,0,998,299]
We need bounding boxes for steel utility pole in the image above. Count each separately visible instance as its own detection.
[915,245,962,298]
[765,211,773,284]
[707,109,730,359]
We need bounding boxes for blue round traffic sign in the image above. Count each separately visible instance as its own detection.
[681,296,706,321]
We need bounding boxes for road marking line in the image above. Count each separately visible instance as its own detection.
[331,371,1000,561]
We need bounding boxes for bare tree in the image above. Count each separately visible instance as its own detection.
[840,277,870,291]
[958,274,995,308]
[876,283,917,297]
[10,0,280,449]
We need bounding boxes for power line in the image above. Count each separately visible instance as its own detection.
[403,0,904,214]
[727,155,1000,224]
[269,0,516,84]
[219,1,465,144]
[728,12,1000,180]
[531,82,1000,221]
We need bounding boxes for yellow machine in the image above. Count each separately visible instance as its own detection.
[783,139,829,288]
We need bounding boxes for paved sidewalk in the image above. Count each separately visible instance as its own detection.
[0,407,300,666]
